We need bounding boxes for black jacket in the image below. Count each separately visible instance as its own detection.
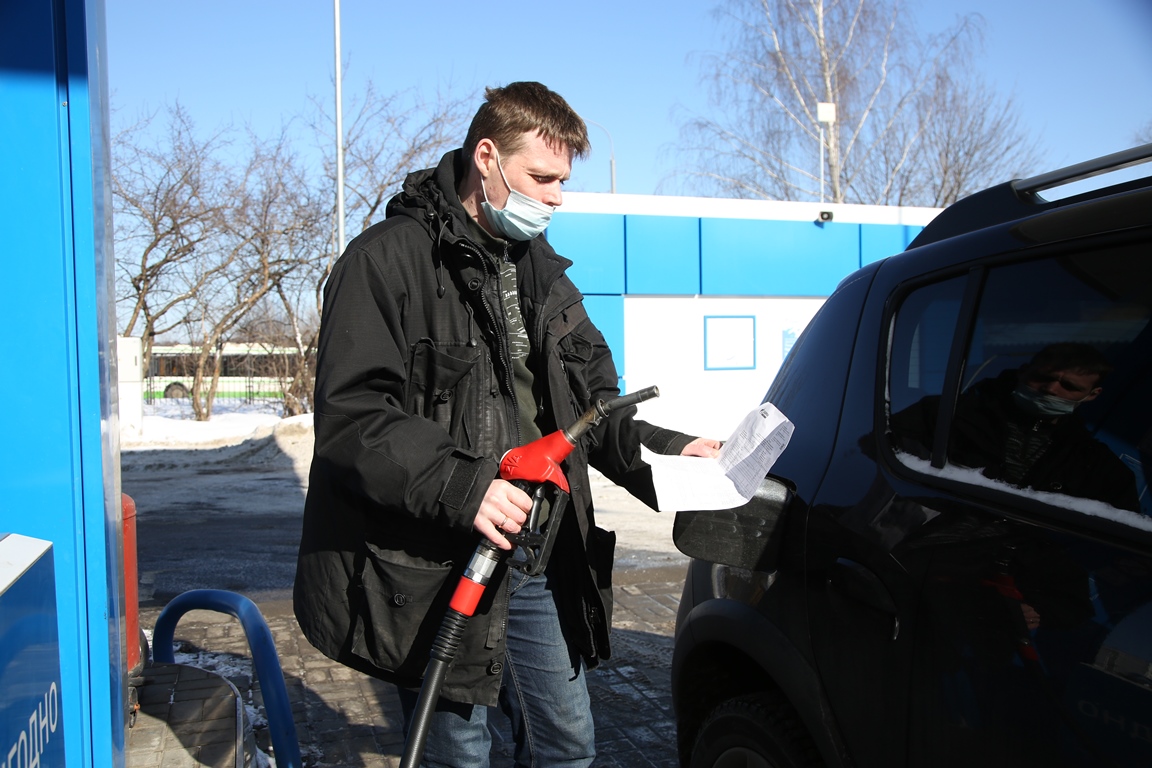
[293,150,691,706]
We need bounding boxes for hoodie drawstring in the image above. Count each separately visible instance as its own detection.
[433,215,448,299]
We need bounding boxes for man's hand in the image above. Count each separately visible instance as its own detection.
[474,479,532,549]
[681,437,722,458]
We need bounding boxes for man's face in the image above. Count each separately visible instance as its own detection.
[479,131,572,210]
[1021,366,1102,403]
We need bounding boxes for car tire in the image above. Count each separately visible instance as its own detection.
[689,691,823,768]
[163,381,188,399]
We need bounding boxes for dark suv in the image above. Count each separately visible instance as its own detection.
[671,146,1152,768]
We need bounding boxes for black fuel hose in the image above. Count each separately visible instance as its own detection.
[400,541,504,768]
[400,608,470,768]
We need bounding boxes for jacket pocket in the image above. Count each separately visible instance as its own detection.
[591,525,616,591]
[351,543,454,681]
[405,338,480,445]
[558,331,595,417]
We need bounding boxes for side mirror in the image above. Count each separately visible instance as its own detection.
[672,475,794,571]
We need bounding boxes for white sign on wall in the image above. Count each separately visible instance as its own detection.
[624,296,824,438]
[704,316,756,370]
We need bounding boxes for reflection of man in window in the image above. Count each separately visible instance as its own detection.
[892,343,1139,511]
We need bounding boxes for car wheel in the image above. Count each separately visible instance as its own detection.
[689,691,822,768]
[163,381,188,399]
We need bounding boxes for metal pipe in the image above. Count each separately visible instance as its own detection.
[584,118,616,193]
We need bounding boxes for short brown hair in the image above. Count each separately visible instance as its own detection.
[1028,343,1114,379]
[463,82,590,161]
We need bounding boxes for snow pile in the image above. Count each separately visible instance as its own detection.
[123,399,286,449]
[121,400,314,474]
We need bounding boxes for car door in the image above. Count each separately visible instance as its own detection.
[800,262,967,767]
[807,233,1152,767]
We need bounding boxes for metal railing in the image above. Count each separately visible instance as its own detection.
[152,589,302,768]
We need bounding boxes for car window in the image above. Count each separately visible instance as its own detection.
[887,275,966,419]
[890,244,1152,526]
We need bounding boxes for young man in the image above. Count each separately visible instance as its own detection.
[293,82,718,767]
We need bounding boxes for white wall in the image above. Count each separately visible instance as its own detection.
[116,336,143,438]
[621,296,824,438]
[561,191,941,225]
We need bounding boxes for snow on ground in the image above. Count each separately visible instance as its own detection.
[124,399,299,449]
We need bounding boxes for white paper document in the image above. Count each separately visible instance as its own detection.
[641,403,794,513]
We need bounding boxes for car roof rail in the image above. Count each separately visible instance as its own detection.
[909,143,1152,250]
[1015,142,1152,195]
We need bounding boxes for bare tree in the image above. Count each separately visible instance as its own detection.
[113,82,469,418]
[112,105,233,370]
[270,252,327,418]
[675,0,1041,206]
[307,80,471,235]
[179,132,328,420]
[233,255,326,418]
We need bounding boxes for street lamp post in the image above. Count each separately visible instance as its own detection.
[584,119,616,194]
[334,0,346,251]
[817,102,836,204]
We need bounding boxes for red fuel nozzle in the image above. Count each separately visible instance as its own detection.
[498,386,661,492]
[499,429,576,491]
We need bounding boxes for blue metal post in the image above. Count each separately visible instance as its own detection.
[0,0,124,765]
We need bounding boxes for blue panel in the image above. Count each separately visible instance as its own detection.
[861,224,925,265]
[860,223,907,265]
[1,6,89,766]
[582,295,625,380]
[546,212,625,294]
[625,215,700,294]
[701,219,860,296]
[0,540,67,767]
[1,1,122,764]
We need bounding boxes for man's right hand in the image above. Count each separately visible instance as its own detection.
[474,479,531,549]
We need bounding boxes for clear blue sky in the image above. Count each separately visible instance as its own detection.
[105,0,1152,197]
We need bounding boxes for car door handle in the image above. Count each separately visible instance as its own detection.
[828,558,900,639]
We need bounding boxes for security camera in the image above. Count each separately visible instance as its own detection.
[818,211,834,223]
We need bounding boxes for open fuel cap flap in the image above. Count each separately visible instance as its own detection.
[672,475,794,571]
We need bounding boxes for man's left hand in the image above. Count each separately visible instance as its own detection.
[681,437,721,458]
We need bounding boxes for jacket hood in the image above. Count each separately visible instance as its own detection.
[386,149,479,245]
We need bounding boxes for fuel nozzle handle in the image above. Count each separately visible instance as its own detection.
[499,386,661,491]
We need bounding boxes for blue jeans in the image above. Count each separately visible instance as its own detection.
[398,566,596,768]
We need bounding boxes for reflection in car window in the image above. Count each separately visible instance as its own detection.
[890,246,1152,524]
[887,275,965,417]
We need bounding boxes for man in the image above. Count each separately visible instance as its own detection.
[293,82,718,767]
[891,342,1138,511]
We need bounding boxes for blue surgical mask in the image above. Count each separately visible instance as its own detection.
[479,151,554,241]
[1012,385,1077,417]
